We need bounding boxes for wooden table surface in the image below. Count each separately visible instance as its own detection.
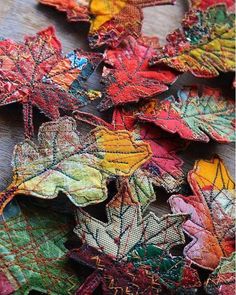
[0,0,234,215]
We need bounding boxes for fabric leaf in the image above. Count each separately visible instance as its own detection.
[39,0,89,21]
[205,252,235,294]
[169,156,235,270]
[70,244,161,294]
[0,27,102,137]
[151,5,235,77]
[74,180,187,261]
[39,0,175,48]
[0,117,151,214]
[74,109,185,211]
[138,87,235,142]
[99,36,178,110]
[0,200,78,294]
[127,245,201,293]
[190,0,235,12]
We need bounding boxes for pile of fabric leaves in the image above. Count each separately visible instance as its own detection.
[0,0,235,294]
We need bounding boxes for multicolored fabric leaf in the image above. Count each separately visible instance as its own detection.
[169,156,235,270]
[151,5,235,77]
[40,0,175,48]
[0,27,102,137]
[0,200,78,294]
[205,252,235,294]
[127,245,201,293]
[74,108,185,211]
[70,244,161,294]
[74,180,187,260]
[0,116,151,214]
[89,0,176,48]
[99,36,178,110]
[39,0,89,21]
[138,87,235,142]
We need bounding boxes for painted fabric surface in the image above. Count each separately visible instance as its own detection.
[39,0,90,21]
[74,108,185,213]
[0,27,102,137]
[151,5,235,77]
[169,156,235,270]
[138,87,235,142]
[0,116,151,214]
[99,36,178,110]
[74,180,187,260]
[205,252,235,294]
[40,0,175,48]
[0,200,79,294]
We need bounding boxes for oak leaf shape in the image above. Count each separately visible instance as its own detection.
[99,36,178,110]
[0,200,79,294]
[74,180,187,261]
[0,116,151,214]
[74,107,185,211]
[0,27,102,137]
[39,0,89,21]
[151,5,235,77]
[138,87,235,142]
[205,252,235,295]
[169,156,235,270]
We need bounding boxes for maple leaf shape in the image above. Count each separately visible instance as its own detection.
[99,36,178,110]
[74,180,187,260]
[190,0,235,12]
[70,244,161,294]
[127,245,201,293]
[150,5,235,77]
[205,252,235,295]
[39,0,90,21]
[74,107,185,211]
[0,200,78,294]
[138,87,235,143]
[0,27,102,137]
[169,156,235,270]
[0,116,151,214]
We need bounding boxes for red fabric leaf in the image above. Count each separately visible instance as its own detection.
[99,36,178,110]
[0,27,102,137]
[190,0,235,11]
[39,0,89,21]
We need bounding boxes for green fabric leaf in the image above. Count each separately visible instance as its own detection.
[0,116,151,213]
[0,200,79,294]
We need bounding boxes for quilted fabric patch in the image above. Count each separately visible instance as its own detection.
[74,108,185,212]
[205,252,235,294]
[0,116,151,214]
[74,180,187,260]
[39,0,90,21]
[169,156,235,270]
[0,27,102,137]
[151,5,235,77]
[138,86,235,142]
[99,36,178,110]
[0,200,79,294]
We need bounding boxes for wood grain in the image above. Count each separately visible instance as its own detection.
[0,0,234,219]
